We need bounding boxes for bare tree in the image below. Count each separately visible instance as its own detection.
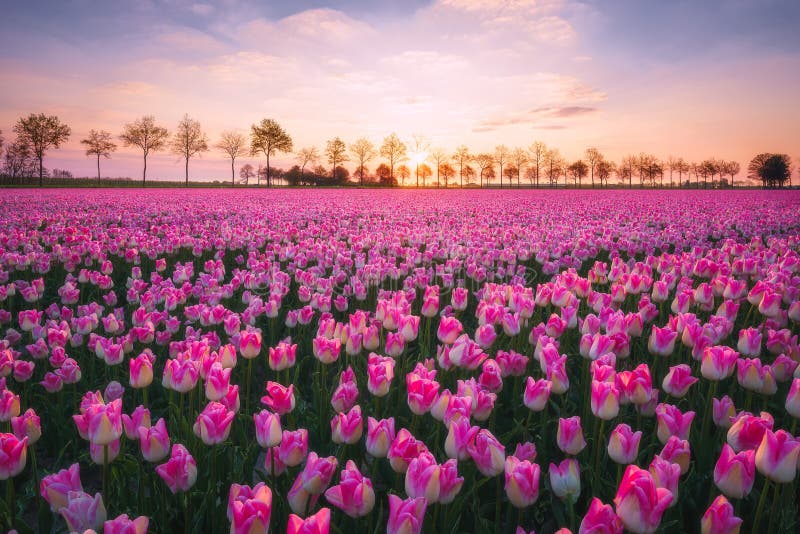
[528,141,547,187]
[325,137,349,181]
[439,162,456,188]
[410,135,430,187]
[666,156,680,188]
[3,139,35,180]
[585,147,602,188]
[170,114,208,186]
[80,129,117,183]
[295,147,320,185]
[429,148,449,188]
[216,131,248,186]
[13,113,71,186]
[379,133,407,183]
[474,153,495,187]
[397,164,411,186]
[239,163,255,185]
[349,138,376,186]
[503,165,517,186]
[568,159,589,187]
[494,145,509,188]
[453,145,471,188]
[250,118,293,187]
[511,147,528,187]
[596,160,615,187]
[543,148,564,186]
[723,160,741,188]
[120,116,169,186]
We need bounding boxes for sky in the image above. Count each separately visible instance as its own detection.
[1,0,799,183]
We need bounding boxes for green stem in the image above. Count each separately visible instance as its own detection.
[752,478,771,533]
[6,477,15,530]
[103,444,109,514]
[246,358,254,415]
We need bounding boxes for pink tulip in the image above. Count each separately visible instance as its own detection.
[137,418,170,463]
[313,336,341,364]
[437,316,463,344]
[122,405,152,441]
[648,326,678,357]
[579,497,623,534]
[623,364,652,405]
[387,494,427,534]
[239,330,262,359]
[661,365,698,398]
[726,413,772,452]
[712,396,736,428]
[129,353,153,389]
[11,407,41,445]
[398,314,420,342]
[557,416,587,456]
[324,460,375,517]
[287,507,330,534]
[288,452,338,515]
[614,465,673,534]
[367,353,395,397]
[736,328,761,357]
[269,340,297,371]
[331,405,363,444]
[388,428,428,473]
[90,438,121,465]
[438,458,464,504]
[607,423,642,465]
[40,463,82,512]
[713,443,755,499]
[331,369,359,413]
[591,380,620,420]
[385,332,405,357]
[261,381,295,415]
[787,378,800,418]
[701,346,738,381]
[254,410,282,448]
[278,429,309,467]
[229,483,272,534]
[504,455,541,508]
[103,514,149,534]
[655,403,695,444]
[468,428,505,477]
[60,491,106,533]
[156,444,197,494]
[445,417,479,461]
[523,377,552,411]
[0,388,20,422]
[660,436,691,474]
[648,455,681,504]
[406,376,440,415]
[365,416,395,458]
[76,398,122,446]
[205,362,232,401]
[701,495,742,534]
[754,428,800,483]
[549,458,581,501]
[193,401,234,445]
[405,451,441,502]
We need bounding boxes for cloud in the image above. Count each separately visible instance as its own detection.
[473,105,598,132]
[190,3,214,16]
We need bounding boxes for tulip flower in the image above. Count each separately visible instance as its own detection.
[40,463,83,512]
[591,380,620,420]
[129,353,154,389]
[367,353,395,397]
[269,340,297,371]
[60,491,106,533]
[648,455,681,504]
[661,365,698,398]
[0,432,28,479]
[655,403,695,444]
[205,362,232,401]
[331,405,364,445]
[726,413,772,452]
[557,416,587,456]
[437,316,463,344]
[278,429,309,467]
[579,497,623,534]
[239,330,262,359]
[254,410,282,449]
[0,389,21,422]
[614,465,673,534]
[549,458,581,502]
[713,444,755,499]
[156,444,197,494]
[701,495,742,534]
[405,451,442,502]
[754,428,800,483]
[193,401,234,445]
[607,423,642,465]
[387,495,427,534]
[712,396,736,428]
[504,455,541,508]
[701,346,739,381]
[229,482,272,534]
[287,507,331,534]
[523,377,552,411]
[11,408,41,445]
[137,418,170,463]
[445,417,480,461]
[104,514,150,534]
[261,381,296,415]
[785,378,800,419]
[324,460,375,517]
[660,436,691,475]
[468,428,505,477]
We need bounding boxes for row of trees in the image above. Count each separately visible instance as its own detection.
[0,113,794,188]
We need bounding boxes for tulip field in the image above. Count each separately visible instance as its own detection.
[2,188,800,534]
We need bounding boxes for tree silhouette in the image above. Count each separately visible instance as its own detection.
[215,131,247,186]
[239,163,255,185]
[453,145,471,188]
[250,118,293,187]
[349,138,376,186]
[596,160,615,187]
[585,147,602,188]
[568,160,588,187]
[474,154,495,188]
[439,162,455,188]
[171,114,208,186]
[295,147,320,185]
[379,133,407,183]
[80,129,117,183]
[723,161,740,188]
[429,148,448,188]
[543,148,563,186]
[511,147,528,187]
[13,113,71,186]
[748,153,791,188]
[396,164,411,186]
[120,115,169,186]
[528,141,547,187]
[494,145,509,188]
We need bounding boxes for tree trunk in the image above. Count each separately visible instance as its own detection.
[39,155,43,187]
[266,152,271,187]
[185,157,189,187]
[97,155,101,183]
[143,155,147,186]
[231,159,235,186]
